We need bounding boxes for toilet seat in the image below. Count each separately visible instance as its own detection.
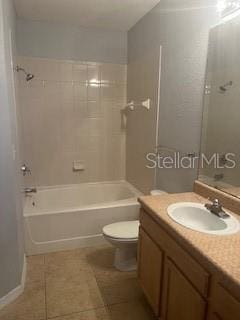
[103,220,139,240]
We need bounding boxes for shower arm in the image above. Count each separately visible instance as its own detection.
[15,66,27,75]
[14,65,34,81]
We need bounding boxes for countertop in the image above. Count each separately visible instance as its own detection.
[138,192,240,297]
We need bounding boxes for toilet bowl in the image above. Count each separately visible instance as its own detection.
[102,220,139,271]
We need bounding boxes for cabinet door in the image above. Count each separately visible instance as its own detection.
[207,312,223,320]
[162,258,207,320]
[207,283,240,320]
[207,310,238,320]
[138,228,163,316]
[208,311,240,320]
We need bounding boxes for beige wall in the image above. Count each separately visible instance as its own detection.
[18,57,126,187]
[17,19,127,64]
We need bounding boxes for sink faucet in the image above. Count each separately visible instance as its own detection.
[205,199,229,219]
[24,187,37,195]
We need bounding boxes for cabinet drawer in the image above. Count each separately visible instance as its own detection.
[140,209,210,297]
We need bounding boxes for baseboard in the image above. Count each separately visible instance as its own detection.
[0,255,27,310]
[21,254,27,290]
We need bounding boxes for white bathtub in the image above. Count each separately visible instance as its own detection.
[24,181,142,255]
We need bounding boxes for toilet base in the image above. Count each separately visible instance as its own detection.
[114,245,137,271]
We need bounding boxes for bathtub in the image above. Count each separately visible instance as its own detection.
[24,181,142,255]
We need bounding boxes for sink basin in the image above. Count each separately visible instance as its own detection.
[167,202,240,235]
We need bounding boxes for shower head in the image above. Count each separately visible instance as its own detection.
[15,66,34,81]
[219,80,233,93]
[26,73,34,81]
[219,86,227,92]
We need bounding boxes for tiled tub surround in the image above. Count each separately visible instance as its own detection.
[18,56,127,187]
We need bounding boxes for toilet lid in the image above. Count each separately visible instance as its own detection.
[103,220,139,239]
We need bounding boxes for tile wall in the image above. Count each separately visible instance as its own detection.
[18,57,127,187]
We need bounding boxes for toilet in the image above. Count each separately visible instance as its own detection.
[150,189,168,196]
[103,220,139,271]
[103,190,167,272]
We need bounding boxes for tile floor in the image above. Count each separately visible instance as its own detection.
[0,246,157,320]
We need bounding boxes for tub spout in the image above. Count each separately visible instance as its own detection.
[24,187,37,195]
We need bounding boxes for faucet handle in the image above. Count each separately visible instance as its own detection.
[207,198,222,208]
[207,197,219,204]
[212,199,220,205]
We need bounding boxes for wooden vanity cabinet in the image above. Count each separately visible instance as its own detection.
[138,208,240,320]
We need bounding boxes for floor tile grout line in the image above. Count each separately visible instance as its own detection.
[45,300,142,320]
[94,273,110,308]
[46,305,108,320]
[103,297,141,308]
[93,272,141,309]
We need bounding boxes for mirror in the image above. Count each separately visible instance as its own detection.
[199,13,240,198]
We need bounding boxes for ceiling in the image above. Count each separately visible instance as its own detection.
[14,0,161,31]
